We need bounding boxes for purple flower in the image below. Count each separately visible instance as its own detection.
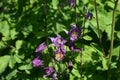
[69,42,81,52]
[44,67,55,77]
[68,61,73,71]
[52,72,57,80]
[55,47,66,61]
[32,56,44,67]
[67,0,76,7]
[85,12,93,20]
[68,24,81,41]
[35,42,47,53]
[50,35,66,47]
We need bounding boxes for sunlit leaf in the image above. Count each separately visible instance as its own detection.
[0,55,10,74]
[52,0,59,9]
[83,35,92,41]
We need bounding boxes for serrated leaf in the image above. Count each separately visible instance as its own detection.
[71,68,80,78]
[14,54,22,63]
[0,55,10,74]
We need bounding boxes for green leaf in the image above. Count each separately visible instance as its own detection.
[9,56,16,69]
[6,69,17,80]
[52,22,65,34]
[14,54,22,63]
[52,0,59,9]
[10,28,18,40]
[106,1,114,9]
[117,31,120,39]
[18,64,32,70]
[83,35,92,41]
[0,21,10,41]
[102,58,108,70]
[91,43,104,57]
[22,25,33,37]
[89,20,100,38]
[0,55,10,74]
[15,40,24,50]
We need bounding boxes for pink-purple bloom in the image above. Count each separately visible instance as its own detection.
[54,47,66,61]
[32,56,44,67]
[52,72,57,80]
[35,42,47,53]
[67,0,76,7]
[68,61,73,71]
[85,12,93,20]
[68,24,81,41]
[69,42,81,52]
[44,67,55,77]
[50,35,66,47]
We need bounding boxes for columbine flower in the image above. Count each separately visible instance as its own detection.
[67,0,76,7]
[50,35,66,47]
[68,61,73,71]
[85,12,93,20]
[35,42,47,53]
[55,47,66,61]
[44,67,55,77]
[52,72,57,80]
[69,42,81,52]
[68,24,81,41]
[32,56,44,67]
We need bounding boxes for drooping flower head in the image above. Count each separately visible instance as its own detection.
[68,24,81,41]
[35,42,47,53]
[85,12,93,20]
[32,55,44,67]
[50,35,66,47]
[44,67,55,77]
[67,0,76,7]
[68,61,73,71]
[55,47,66,61]
[52,72,57,80]
[69,41,81,52]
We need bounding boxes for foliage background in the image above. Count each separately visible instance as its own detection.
[0,0,120,80]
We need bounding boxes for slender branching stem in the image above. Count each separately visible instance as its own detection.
[94,0,106,57]
[107,0,119,80]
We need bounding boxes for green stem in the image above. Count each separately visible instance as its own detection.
[117,47,120,80]
[107,0,119,80]
[94,0,106,57]
[74,0,80,28]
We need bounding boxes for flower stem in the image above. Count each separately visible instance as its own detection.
[94,0,106,57]
[107,0,119,80]
[74,0,80,28]
[43,0,47,42]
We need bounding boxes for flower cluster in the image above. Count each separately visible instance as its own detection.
[32,24,82,79]
[50,35,66,61]
[32,42,56,80]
